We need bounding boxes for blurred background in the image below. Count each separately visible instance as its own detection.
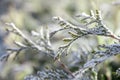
[0,0,120,80]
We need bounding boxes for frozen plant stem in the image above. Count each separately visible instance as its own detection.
[6,23,43,52]
[1,10,120,80]
[5,23,74,78]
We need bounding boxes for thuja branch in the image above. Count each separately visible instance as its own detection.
[4,23,74,77]
[53,10,120,59]
[6,23,44,52]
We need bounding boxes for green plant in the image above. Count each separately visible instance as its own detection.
[1,10,120,80]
